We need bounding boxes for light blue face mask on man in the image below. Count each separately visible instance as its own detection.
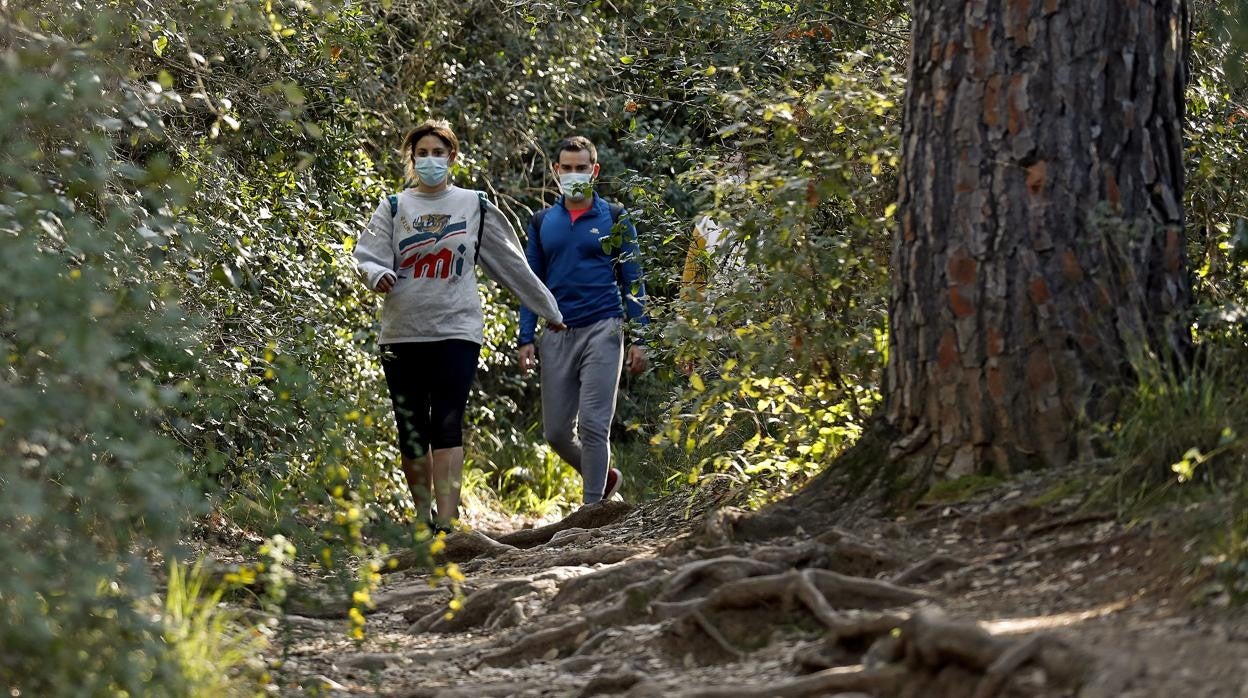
[414,156,449,187]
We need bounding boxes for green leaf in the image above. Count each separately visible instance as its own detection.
[742,431,761,452]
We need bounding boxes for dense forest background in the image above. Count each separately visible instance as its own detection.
[2,0,1247,694]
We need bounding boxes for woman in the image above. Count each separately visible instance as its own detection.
[354,118,564,533]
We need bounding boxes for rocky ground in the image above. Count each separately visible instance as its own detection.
[264,470,1248,697]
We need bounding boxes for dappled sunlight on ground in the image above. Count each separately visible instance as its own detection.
[982,598,1133,634]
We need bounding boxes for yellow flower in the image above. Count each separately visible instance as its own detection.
[446,563,465,583]
[429,535,446,556]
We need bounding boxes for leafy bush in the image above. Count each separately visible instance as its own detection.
[646,50,902,500]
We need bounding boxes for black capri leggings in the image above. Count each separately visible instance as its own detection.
[380,340,481,459]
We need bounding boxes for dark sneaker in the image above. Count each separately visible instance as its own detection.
[425,511,453,535]
[603,468,623,500]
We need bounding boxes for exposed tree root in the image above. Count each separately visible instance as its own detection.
[477,553,932,670]
[890,554,969,586]
[1025,511,1115,536]
[699,505,816,545]
[676,665,907,697]
[654,568,930,621]
[655,568,928,664]
[542,544,646,568]
[654,556,784,603]
[551,558,678,609]
[384,530,519,573]
[371,582,448,609]
[893,606,1091,696]
[575,670,644,697]
[476,616,594,667]
[670,605,1097,698]
[542,527,596,548]
[410,577,552,633]
[396,682,553,698]
[493,500,633,549]
[687,606,746,658]
[476,574,669,667]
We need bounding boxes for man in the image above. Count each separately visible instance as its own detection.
[517,135,648,505]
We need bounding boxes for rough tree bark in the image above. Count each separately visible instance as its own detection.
[885,0,1192,483]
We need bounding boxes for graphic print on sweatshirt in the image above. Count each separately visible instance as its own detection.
[396,213,471,280]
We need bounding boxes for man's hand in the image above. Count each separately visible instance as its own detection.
[375,272,397,293]
[625,344,648,376]
[547,321,567,332]
[518,343,537,373]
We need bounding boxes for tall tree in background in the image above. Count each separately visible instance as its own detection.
[885,0,1192,484]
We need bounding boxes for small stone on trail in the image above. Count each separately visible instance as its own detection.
[336,652,403,671]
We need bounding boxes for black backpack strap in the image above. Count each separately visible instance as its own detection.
[388,194,399,218]
[530,208,549,249]
[475,192,487,264]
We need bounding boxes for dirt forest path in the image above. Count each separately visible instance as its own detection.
[271,472,1248,697]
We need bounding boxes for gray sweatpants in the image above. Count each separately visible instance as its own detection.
[538,317,624,503]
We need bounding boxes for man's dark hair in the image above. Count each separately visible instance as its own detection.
[554,135,598,164]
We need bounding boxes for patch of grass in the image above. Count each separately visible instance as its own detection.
[1027,476,1091,509]
[162,559,270,697]
[1106,350,1246,508]
[920,474,1003,504]
[614,439,686,502]
[468,434,581,517]
[1102,343,1248,604]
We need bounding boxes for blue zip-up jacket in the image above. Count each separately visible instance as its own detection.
[518,194,648,346]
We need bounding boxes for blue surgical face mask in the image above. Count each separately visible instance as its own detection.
[559,172,594,201]
[414,156,449,187]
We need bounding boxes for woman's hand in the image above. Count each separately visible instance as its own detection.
[546,321,567,332]
[375,272,397,293]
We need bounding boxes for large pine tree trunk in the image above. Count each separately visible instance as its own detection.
[885,0,1191,483]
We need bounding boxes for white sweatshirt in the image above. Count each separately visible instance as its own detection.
[354,186,563,345]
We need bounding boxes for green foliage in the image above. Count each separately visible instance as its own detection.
[0,10,199,692]
[646,47,901,500]
[0,0,394,687]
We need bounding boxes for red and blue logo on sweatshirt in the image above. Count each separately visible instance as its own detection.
[397,214,469,280]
